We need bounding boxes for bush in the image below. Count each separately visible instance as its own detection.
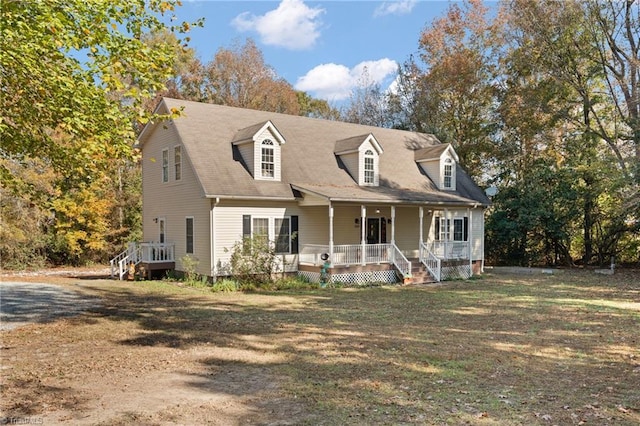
[211,279,239,292]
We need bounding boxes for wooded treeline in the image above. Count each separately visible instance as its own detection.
[1,0,638,269]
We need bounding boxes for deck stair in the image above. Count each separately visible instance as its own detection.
[406,258,437,284]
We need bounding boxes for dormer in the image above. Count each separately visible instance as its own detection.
[334,133,383,186]
[232,120,285,181]
[414,144,459,191]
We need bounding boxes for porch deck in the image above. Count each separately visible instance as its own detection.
[110,242,175,280]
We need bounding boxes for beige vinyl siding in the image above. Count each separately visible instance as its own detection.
[471,208,484,261]
[419,160,440,188]
[393,207,430,257]
[339,152,359,183]
[213,200,303,274]
[142,121,211,276]
[237,142,255,177]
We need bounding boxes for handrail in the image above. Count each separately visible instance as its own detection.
[390,243,411,277]
[420,241,441,282]
[109,242,174,280]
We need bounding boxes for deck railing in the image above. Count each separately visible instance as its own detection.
[110,242,175,280]
[427,241,469,260]
[420,241,441,282]
[299,243,410,276]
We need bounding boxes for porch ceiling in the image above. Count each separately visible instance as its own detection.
[292,183,483,206]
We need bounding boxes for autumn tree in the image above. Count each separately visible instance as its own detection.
[400,0,501,179]
[0,0,197,266]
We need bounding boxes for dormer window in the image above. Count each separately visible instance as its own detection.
[231,120,285,181]
[364,150,375,184]
[261,139,275,178]
[414,143,459,191]
[334,133,383,187]
[443,158,453,189]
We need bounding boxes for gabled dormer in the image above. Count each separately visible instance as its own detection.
[414,144,459,191]
[232,120,285,181]
[334,133,383,186]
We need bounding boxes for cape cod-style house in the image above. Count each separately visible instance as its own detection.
[110,98,490,284]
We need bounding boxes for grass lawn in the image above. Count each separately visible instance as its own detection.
[1,269,639,425]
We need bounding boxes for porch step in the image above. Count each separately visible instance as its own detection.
[406,258,437,284]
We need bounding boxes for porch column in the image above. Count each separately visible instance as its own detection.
[468,207,473,275]
[329,203,334,266]
[419,206,424,245]
[444,208,449,258]
[390,206,396,245]
[361,205,366,265]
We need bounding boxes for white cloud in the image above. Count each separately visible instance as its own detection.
[295,59,398,101]
[374,0,417,17]
[231,0,324,50]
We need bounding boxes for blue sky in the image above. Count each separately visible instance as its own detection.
[175,0,455,104]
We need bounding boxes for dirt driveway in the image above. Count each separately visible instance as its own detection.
[0,276,309,425]
[1,282,101,331]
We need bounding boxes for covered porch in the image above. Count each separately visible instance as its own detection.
[297,203,478,283]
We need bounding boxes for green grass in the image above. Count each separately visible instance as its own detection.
[3,269,639,424]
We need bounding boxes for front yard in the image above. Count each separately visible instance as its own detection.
[1,269,639,425]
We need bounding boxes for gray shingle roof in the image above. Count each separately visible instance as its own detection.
[144,98,490,206]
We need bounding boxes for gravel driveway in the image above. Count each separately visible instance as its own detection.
[0,282,101,331]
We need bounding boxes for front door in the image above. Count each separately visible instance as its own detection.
[366,218,387,244]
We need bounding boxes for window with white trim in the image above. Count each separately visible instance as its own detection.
[261,139,275,178]
[174,146,182,181]
[242,215,298,255]
[443,158,453,189]
[435,216,468,241]
[161,149,169,183]
[275,217,291,254]
[364,149,375,184]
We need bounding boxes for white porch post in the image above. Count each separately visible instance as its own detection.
[329,203,334,266]
[468,207,473,275]
[391,206,396,245]
[444,208,449,258]
[361,205,366,265]
[419,206,424,245]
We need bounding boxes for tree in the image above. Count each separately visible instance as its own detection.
[342,68,391,127]
[403,0,501,179]
[0,1,198,267]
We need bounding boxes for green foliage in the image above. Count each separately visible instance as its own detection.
[211,279,240,293]
[227,235,284,286]
[0,1,199,268]
[180,254,202,285]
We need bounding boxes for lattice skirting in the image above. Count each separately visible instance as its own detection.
[441,265,472,281]
[298,270,399,285]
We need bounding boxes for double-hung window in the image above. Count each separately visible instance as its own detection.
[174,146,182,181]
[443,158,453,189]
[162,149,169,183]
[275,218,291,254]
[261,139,275,178]
[242,215,298,255]
[364,150,375,184]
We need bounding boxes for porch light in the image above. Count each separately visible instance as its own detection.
[387,218,392,224]
[375,209,380,214]
[153,217,158,223]
[354,218,359,225]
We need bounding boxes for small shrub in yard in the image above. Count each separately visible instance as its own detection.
[272,276,317,290]
[211,279,239,292]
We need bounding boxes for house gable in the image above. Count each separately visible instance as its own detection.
[334,133,383,187]
[414,144,459,191]
[232,120,286,181]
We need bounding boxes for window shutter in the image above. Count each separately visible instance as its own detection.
[464,217,469,241]
[291,215,299,254]
[435,216,440,241]
[242,215,251,252]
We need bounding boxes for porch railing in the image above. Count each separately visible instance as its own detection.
[390,244,411,277]
[420,241,441,282]
[299,243,411,277]
[110,242,175,280]
[428,241,469,260]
